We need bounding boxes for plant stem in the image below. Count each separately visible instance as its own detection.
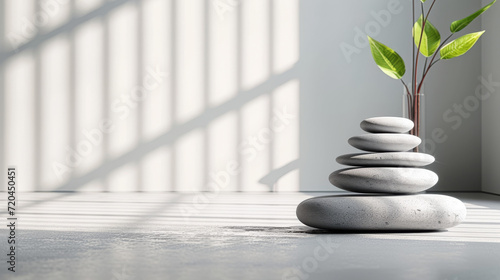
[418,59,440,94]
[414,2,425,100]
[402,79,411,97]
[414,2,424,139]
[418,33,453,92]
[429,59,440,68]
[422,57,428,79]
[413,0,436,141]
[402,79,414,134]
[417,34,453,93]
[424,34,453,73]
[412,0,415,96]
[415,0,437,95]
[414,94,420,152]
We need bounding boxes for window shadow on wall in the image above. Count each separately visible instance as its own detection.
[0,0,301,193]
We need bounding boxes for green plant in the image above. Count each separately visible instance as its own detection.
[367,0,496,139]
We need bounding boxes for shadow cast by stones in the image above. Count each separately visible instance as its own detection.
[223,225,446,235]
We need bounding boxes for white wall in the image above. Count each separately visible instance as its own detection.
[0,0,484,192]
[481,0,500,195]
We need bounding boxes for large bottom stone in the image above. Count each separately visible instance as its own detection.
[296,194,466,231]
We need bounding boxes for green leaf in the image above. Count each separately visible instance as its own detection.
[450,0,496,33]
[367,36,405,79]
[413,16,441,57]
[420,0,426,2]
[440,31,485,60]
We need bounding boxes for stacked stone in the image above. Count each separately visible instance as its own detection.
[296,117,466,231]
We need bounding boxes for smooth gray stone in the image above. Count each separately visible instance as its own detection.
[348,134,421,152]
[329,167,438,194]
[361,117,414,133]
[296,194,467,231]
[336,152,435,167]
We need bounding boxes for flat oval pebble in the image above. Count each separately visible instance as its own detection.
[296,194,466,231]
[348,134,421,152]
[329,167,438,194]
[361,117,414,133]
[336,152,435,167]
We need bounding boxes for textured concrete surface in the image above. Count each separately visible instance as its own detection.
[0,192,499,280]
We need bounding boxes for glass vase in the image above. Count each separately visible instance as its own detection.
[402,88,425,153]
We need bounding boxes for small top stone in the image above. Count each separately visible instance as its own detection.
[361,117,414,133]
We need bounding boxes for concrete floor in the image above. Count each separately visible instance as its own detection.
[1,192,500,280]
